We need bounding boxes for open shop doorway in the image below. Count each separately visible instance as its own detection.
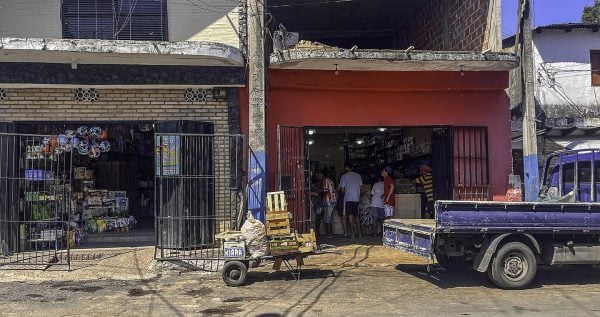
[17,122,156,247]
[301,126,455,237]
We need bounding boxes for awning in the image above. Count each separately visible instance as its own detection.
[0,37,244,67]
[270,49,519,72]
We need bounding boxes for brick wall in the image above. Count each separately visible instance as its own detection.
[393,0,491,51]
[0,88,230,133]
[0,88,242,232]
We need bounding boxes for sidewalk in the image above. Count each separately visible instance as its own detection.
[0,235,424,283]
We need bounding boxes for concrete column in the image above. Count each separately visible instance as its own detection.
[520,0,540,201]
[247,0,267,221]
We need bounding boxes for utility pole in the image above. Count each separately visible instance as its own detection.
[247,0,267,221]
[518,0,540,201]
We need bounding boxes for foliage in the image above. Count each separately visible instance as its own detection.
[582,0,600,23]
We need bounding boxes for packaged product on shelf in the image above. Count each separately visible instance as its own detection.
[84,219,97,233]
[115,197,128,209]
[82,181,95,192]
[96,218,107,233]
[109,191,127,199]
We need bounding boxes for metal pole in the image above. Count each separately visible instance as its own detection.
[519,0,540,201]
[247,0,267,221]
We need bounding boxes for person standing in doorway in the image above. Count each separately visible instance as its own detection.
[415,164,434,218]
[309,173,325,236]
[370,176,385,235]
[339,162,362,238]
[320,172,337,238]
[382,166,396,219]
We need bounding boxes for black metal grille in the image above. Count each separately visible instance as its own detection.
[0,133,72,268]
[62,0,168,41]
[453,127,490,201]
[154,133,245,271]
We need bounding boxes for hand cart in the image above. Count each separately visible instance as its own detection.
[221,246,338,287]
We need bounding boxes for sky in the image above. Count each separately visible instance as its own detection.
[502,0,595,38]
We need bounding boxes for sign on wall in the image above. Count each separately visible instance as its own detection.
[155,135,181,176]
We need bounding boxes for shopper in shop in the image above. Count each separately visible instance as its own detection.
[339,162,363,238]
[320,171,337,238]
[370,176,385,235]
[382,166,396,219]
[309,173,325,236]
[415,164,434,218]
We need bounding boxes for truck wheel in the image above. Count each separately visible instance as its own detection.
[222,261,248,287]
[435,254,468,271]
[488,242,537,290]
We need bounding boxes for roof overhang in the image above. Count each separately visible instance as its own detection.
[270,49,519,72]
[0,37,244,67]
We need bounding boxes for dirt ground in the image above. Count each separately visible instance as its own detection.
[1,236,600,316]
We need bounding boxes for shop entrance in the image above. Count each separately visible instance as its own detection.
[277,126,490,236]
[0,121,245,269]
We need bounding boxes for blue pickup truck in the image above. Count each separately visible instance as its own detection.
[383,149,600,289]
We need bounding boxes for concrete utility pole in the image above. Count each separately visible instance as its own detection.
[519,0,540,201]
[247,0,267,221]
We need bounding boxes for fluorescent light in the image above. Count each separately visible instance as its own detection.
[307,129,316,135]
[378,127,387,132]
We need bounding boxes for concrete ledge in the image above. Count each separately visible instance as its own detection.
[0,37,244,67]
[270,49,519,71]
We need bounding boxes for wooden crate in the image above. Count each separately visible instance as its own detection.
[266,218,291,236]
[266,211,290,221]
[297,229,317,253]
[266,191,287,212]
[270,235,298,255]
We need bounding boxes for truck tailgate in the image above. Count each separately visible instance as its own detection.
[383,219,435,259]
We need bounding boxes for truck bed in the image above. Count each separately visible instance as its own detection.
[383,219,435,259]
[383,200,600,260]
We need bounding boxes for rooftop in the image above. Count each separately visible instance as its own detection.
[270,49,519,72]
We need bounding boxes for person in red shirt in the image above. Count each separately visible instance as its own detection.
[382,166,395,218]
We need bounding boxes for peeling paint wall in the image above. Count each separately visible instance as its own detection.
[0,0,62,38]
[167,0,241,49]
[533,29,600,119]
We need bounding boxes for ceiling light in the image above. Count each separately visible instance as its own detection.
[307,129,316,135]
[378,127,387,132]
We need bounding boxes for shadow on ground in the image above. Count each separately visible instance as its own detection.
[395,263,600,289]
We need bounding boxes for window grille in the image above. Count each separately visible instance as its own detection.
[62,0,168,41]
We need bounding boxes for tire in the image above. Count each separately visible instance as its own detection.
[435,254,468,271]
[488,242,537,290]
[222,261,248,287]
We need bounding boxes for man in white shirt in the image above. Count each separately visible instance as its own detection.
[339,162,363,238]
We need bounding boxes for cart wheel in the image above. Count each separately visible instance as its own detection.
[222,261,248,287]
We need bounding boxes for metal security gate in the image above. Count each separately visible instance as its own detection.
[453,127,490,200]
[277,126,309,233]
[431,127,454,201]
[0,131,72,268]
[154,130,245,270]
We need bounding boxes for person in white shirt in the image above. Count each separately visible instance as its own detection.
[339,162,363,238]
[370,177,385,235]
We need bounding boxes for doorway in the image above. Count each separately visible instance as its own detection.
[277,126,490,236]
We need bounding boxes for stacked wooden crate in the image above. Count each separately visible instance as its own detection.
[266,191,298,255]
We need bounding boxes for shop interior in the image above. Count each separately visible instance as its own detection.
[306,127,446,235]
[20,122,155,247]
